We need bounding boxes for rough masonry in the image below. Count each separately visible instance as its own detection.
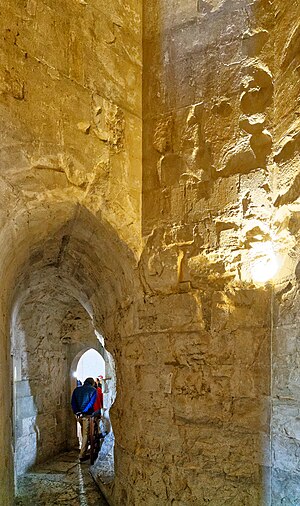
[0,1,300,505]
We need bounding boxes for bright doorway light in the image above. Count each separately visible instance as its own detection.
[76,349,105,383]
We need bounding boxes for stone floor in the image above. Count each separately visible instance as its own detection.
[15,450,109,506]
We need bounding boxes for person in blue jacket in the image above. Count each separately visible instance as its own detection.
[71,377,96,461]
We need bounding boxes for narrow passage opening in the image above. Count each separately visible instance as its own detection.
[11,279,116,504]
[70,344,116,484]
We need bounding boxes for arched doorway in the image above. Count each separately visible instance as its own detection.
[69,345,116,476]
[74,348,105,385]
[10,284,100,479]
[11,284,117,484]
[5,204,137,506]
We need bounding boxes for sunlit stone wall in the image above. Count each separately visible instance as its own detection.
[141,0,274,504]
[0,0,142,253]
[140,1,300,504]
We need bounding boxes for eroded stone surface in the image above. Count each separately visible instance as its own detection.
[0,0,299,505]
[140,0,300,505]
[0,0,141,501]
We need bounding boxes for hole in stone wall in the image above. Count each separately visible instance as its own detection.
[11,272,117,496]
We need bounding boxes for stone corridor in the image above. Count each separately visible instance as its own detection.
[1,0,300,504]
[15,451,108,506]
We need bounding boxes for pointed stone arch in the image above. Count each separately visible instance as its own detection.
[0,197,141,504]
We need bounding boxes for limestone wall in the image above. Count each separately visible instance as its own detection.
[0,0,142,503]
[271,0,300,503]
[141,1,274,504]
[1,0,300,504]
[13,291,70,476]
[0,0,142,253]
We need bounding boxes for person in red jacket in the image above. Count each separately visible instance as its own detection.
[92,377,109,439]
[93,377,103,415]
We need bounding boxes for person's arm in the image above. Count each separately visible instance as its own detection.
[82,390,97,413]
[71,390,79,414]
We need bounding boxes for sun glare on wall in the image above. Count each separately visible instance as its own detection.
[250,241,279,283]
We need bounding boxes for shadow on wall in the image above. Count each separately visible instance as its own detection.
[271,268,300,503]
[11,289,73,477]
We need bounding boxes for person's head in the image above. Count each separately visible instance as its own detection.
[84,377,95,387]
